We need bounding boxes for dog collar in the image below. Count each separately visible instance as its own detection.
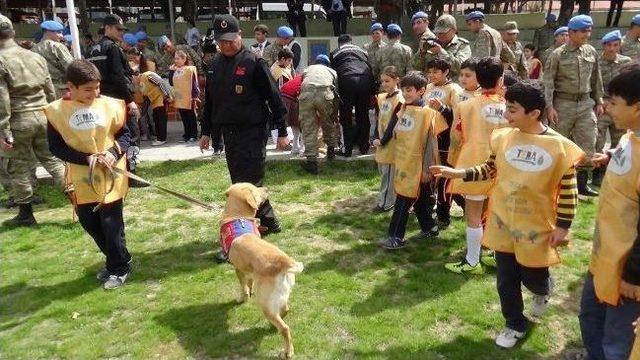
[220,218,261,256]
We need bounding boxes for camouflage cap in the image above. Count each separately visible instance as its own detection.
[433,14,457,33]
[0,14,13,35]
[503,21,519,34]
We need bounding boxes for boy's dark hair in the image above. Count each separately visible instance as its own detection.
[66,59,101,86]
[277,48,294,60]
[505,80,546,119]
[475,57,504,89]
[253,24,269,34]
[338,34,352,45]
[381,65,400,79]
[608,63,640,104]
[400,71,428,90]
[503,70,519,88]
[524,43,535,52]
[426,58,451,73]
[460,57,479,72]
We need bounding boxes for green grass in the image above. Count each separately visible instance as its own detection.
[0,160,596,359]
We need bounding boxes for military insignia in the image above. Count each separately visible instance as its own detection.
[235,85,243,94]
[235,66,246,76]
[220,20,228,29]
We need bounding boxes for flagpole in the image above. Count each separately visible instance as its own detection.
[65,0,81,58]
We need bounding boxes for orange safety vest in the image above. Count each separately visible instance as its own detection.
[44,96,128,205]
[450,92,508,195]
[375,91,403,164]
[393,104,448,198]
[482,127,584,267]
[172,65,197,110]
[590,132,640,305]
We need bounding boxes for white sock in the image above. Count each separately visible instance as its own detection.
[465,226,483,266]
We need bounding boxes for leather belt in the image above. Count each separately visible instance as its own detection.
[555,92,591,102]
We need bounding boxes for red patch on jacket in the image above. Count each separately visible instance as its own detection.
[235,66,246,76]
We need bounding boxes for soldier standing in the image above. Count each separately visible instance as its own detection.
[501,21,529,79]
[262,26,302,71]
[155,35,203,78]
[621,14,640,61]
[31,20,73,99]
[372,24,413,80]
[541,26,568,67]
[364,23,386,64]
[532,14,558,57]
[543,14,603,197]
[466,11,512,62]
[0,14,65,226]
[425,14,471,82]
[411,11,437,72]
[135,31,158,69]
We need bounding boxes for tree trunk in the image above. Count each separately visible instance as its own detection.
[182,0,197,23]
[77,0,90,35]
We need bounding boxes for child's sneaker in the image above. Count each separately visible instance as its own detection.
[480,250,497,267]
[495,327,525,348]
[96,268,109,282]
[151,140,166,146]
[103,273,129,290]
[444,258,484,275]
[419,225,439,239]
[380,237,406,250]
[531,277,555,318]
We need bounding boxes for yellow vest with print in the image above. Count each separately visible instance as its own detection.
[139,72,166,109]
[450,93,508,195]
[375,92,403,164]
[173,65,197,110]
[424,82,462,108]
[631,327,640,360]
[590,132,640,305]
[393,104,448,198]
[483,127,584,267]
[448,88,481,165]
[44,96,128,205]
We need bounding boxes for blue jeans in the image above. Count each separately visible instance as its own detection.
[579,272,640,360]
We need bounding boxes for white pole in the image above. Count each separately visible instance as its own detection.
[52,0,57,20]
[168,0,176,42]
[108,0,113,14]
[256,3,260,21]
[228,0,232,15]
[65,0,81,58]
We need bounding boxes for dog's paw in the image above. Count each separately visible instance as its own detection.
[279,350,293,359]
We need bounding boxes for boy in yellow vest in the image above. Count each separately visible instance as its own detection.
[579,66,640,360]
[380,72,448,250]
[132,71,174,146]
[448,58,481,166]
[431,80,583,348]
[443,57,510,275]
[46,60,132,290]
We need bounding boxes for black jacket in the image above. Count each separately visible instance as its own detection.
[330,43,373,83]
[87,36,134,103]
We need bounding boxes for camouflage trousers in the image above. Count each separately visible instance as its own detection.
[552,98,597,168]
[2,111,65,204]
[596,113,626,152]
[298,86,339,160]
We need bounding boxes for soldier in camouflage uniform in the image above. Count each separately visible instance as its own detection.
[465,11,514,64]
[0,14,65,226]
[364,23,386,64]
[155,35,203,78]
[411,11,437,72]
[31,20,73,99]
[541,26,568,67]
[532,14,558,57]
[543,14,603,197]
[501,21,529,79]
[424,14,471,82]
[297,55,338,174]
[621,14,640,61]
[593,30,632,186]
[135,31,159,68]
[372,24,413,80]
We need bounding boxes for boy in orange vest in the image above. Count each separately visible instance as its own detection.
[46,60,132,290]
[579,65,640,360]
[431,80,583,348]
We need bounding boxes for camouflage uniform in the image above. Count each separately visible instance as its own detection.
[372,39,413,79]
[412,28,437,71]
[364,40,386,64]
[0,39,65,204]
[541,43,561,67]
[298,64,339,160]
[31,38,73,98]
[507,41,529,79]
[543,42,604,166]
[470,24,507,59]
[532,24,556,56]
[156,44,203,78]
[621,34,640,61]
[422,35,471,81]
[597,53,632,152]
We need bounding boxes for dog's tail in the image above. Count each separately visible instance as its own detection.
[287,261,304,274]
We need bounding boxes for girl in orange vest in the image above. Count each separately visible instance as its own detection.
[579,66,640,360]
[171,49,199,142]
[431,80,583,349]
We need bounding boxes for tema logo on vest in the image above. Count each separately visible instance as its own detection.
[69,108,104,130]
[397,114,415,131]
[505,145,553,172]
[608,138,632,175]
[426,89,446,101]
[380,101,392,114]
[481,103,506,124]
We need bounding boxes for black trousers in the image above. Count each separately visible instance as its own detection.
[607,0,624,27]
[77,199,131,276]
[222,124,277,226]
[387,182,436,239]
[339,76,372,155]
[332,10,348,36]
[153,106,168,142]
[287,14,307,37]
[436,152,465,222]
[178,109,198,140]
[496,252,550,332]
[212,125,224,151]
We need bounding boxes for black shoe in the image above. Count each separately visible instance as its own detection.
[3,202,36,227]
[591,167,604,187]
[437,217,450,229]
[380,237,406,250]
[337,149,352,158]
[419,225,439,239]
[259,218,282,236]
[327,146,336,161]
[301,160,319,174]
[359,145,370,155]
[577,170,599,197]
[214,250,229,263]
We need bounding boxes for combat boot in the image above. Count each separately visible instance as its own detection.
[326,146,336,161]
[577,170,599,197]
[301,159,319,174]
[3,202,36,227]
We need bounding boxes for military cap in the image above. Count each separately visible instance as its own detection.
[633,14,640,26]
[503,21,519,34]
[411,11,428,24]
[0,13,13,35]
[135,30,148,42]
[554,26,568,36]
[157,35,170,49]
[568,14,593,30]
[433,14,457,34]
[123,33,137,46]
[63,34,73,43]
[315,54,330,65]
[465,11,485,21]
[213,14,240,41]
[370,22,383,33]
[546,13,557,22]
[103,14,128,31]
[386,23,402,36]
[276,25,294,38]
[40,20,64,32]
[602,30,622,44]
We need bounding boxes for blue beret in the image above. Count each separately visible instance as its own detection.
[40,20,64,32]
[315,54,330,65]
[277,26,294,38]
[602,30,622,43]
[123,33,137,46]
[370,22,383,33]
[411,11,428,23]
[546,13,557,22]
[465,11,485,21]
[386,23,402,35]
[63,34,73,43]
[554,26,568,36]
[633,14,640,26]
[135,31,148,41]
[157,35,170,49]
[568,14,593,30]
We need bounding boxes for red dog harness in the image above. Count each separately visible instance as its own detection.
[220,218,261,256]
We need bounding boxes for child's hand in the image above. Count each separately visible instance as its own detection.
[428,98,442,110]
[372,139,381,147]
[591,153,610,168]
[549,227,569,248]
[429,165,464,179]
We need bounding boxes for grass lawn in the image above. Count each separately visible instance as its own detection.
[0,160,597,359]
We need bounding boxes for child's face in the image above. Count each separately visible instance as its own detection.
[174,54,186,66]
[607,95,640,130]
[69,80,100,104]
[524,48,533,59]
[459,68,479,91]
[426,68,447,85]
[402,86,425,104]
[380,74,399,94]
[278,58,293,68]
[505,100,540,129]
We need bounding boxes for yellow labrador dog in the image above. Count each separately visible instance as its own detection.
[220,183,303,359]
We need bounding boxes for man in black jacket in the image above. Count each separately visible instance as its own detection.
[287,0,307,37]
[330,34,374,157]
[199,15,288,261]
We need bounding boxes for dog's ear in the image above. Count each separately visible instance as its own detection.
[245,186,267,210]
